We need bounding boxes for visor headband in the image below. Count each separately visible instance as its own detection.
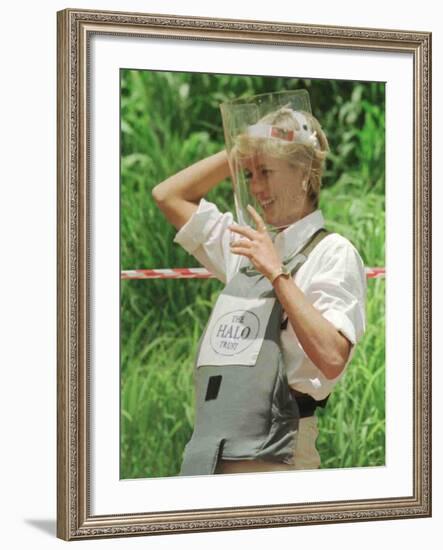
[246,111,320,149]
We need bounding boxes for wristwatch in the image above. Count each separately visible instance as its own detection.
[269,264,291,284]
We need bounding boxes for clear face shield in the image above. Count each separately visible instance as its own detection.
[220,90,320,234]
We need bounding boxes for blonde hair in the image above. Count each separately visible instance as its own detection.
[232,107,329,209]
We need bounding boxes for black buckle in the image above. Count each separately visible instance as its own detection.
[290,389,330,418]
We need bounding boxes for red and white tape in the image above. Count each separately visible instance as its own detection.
[121,267,385,280]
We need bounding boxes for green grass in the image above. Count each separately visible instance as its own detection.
[120,70,385,478]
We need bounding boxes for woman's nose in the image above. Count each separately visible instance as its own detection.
[249,173,266,194]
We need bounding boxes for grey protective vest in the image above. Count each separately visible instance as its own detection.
[179,227,331,476]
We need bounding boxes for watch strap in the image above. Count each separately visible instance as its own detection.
[270,266,290,284]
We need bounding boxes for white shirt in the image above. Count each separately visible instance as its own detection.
[173,198,367,400]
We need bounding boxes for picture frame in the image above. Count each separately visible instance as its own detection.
[56,7,431,541]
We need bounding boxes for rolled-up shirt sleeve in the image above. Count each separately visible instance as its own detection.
[305,237,367,352]
[172,198,242,284]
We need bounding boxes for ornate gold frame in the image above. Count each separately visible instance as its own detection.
[57,8,431,541]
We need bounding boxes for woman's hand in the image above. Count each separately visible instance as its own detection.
[228,205,282,280]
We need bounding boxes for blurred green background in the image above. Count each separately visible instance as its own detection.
[120,70,385,478]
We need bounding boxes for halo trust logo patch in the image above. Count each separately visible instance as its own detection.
[210,309,260,356]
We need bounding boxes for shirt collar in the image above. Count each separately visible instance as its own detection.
[271,209,325,262]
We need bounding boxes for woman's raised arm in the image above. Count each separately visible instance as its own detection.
[151,149,231,230]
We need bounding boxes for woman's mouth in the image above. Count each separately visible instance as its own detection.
[260,198,275,209]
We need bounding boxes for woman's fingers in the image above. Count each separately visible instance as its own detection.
[228,224,256,240]
[230,237,252,249]
[228,204,267,240]
[246,204,267,232]
[229,246,251,257]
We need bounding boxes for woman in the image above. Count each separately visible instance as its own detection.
[152,91,367,475]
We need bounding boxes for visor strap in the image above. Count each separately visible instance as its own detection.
[246,122,319,149]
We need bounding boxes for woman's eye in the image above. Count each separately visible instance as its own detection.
[242,168,272,180]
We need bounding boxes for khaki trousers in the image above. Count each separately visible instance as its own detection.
[214,416,321,474]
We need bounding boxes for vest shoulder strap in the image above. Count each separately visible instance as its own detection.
[287,227,331,277]
[280,227,331,330]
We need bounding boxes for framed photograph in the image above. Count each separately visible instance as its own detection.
[57,8,431,541]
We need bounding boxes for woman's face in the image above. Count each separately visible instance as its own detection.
[239,151,311,229]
